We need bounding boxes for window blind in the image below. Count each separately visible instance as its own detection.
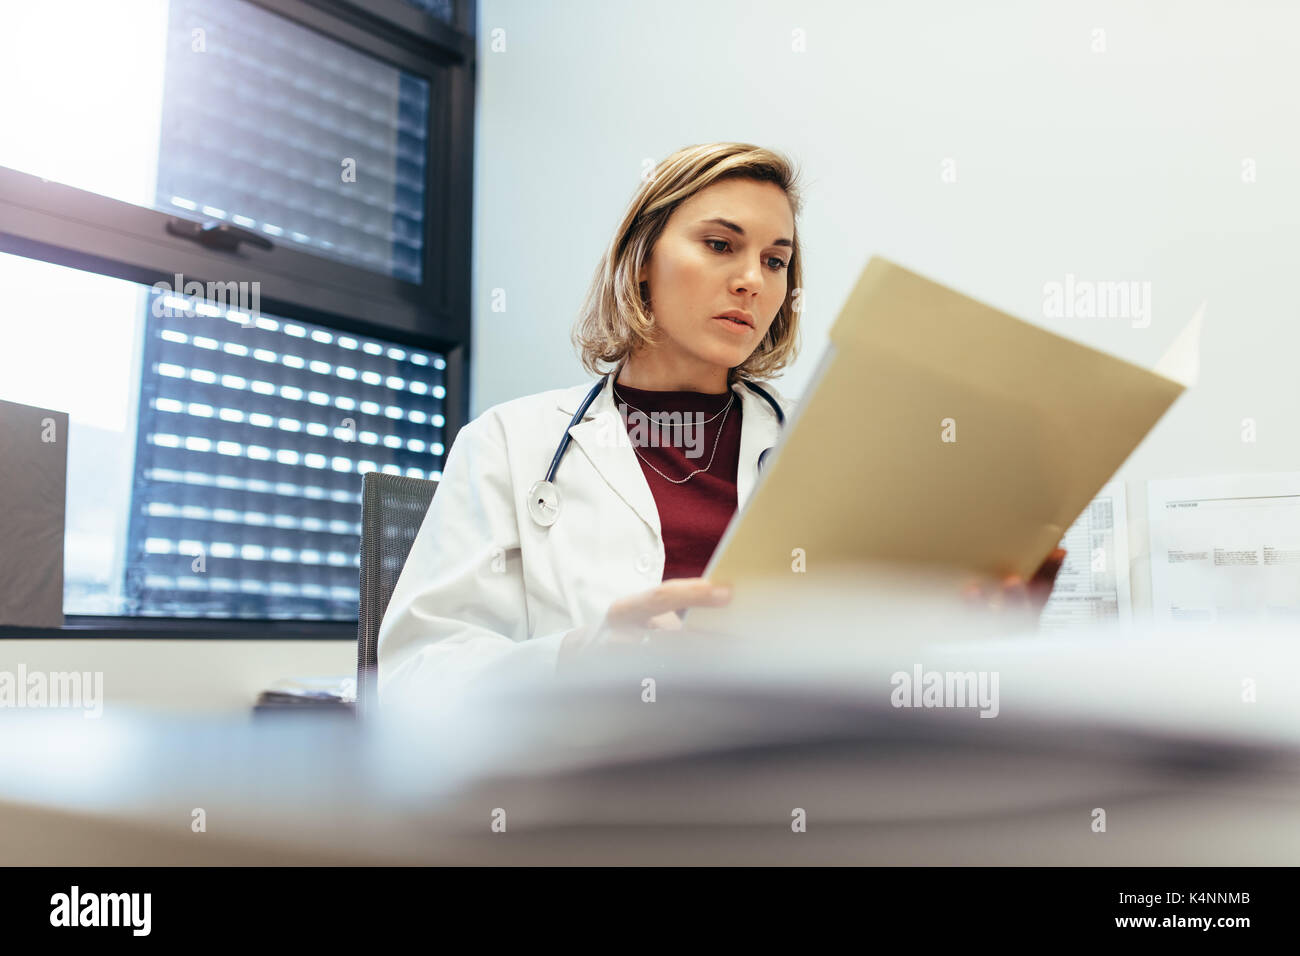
[159,0,431,283]
[125,291,446,619]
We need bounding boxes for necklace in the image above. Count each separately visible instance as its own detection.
[612,385,734,427]
[616,389,735,485]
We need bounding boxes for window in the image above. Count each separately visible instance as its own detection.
[0,0,432,282]
[129,286,447,619]
[0,0,475,637]
[396,0,455,23]
[0,252,448,621]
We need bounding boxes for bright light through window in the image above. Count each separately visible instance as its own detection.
[0,2,169,207]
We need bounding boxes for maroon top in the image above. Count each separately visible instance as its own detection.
[612,381,743,581]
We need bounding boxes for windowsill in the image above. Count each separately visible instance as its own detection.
[0,616,356,640]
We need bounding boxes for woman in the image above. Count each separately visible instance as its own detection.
[377,142,1062,703]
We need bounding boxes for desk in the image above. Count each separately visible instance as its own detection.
[3,625,1299,865]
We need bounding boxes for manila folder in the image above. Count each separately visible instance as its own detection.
[688,257,1189,630]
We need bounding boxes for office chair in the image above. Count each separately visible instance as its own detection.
[356,470,438,718]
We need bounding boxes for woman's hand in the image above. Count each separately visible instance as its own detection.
[558,578,732,670]
[962,548,1067,617]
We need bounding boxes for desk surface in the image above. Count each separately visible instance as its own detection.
[3,626,1299,865]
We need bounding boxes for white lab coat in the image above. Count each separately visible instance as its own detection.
[376,372,795,705]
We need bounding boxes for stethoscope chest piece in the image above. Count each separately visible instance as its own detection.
[527,479,560,527]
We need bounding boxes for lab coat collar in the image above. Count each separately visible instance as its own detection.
[557,374,783,536]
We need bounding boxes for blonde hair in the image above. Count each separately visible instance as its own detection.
[572,142,804,386]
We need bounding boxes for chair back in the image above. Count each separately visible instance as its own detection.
[356,470,438,717]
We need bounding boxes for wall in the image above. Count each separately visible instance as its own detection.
[472,0,1300,614]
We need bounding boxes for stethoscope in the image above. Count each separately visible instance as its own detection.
[527,374,785,527]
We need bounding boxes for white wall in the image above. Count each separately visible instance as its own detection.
[473,0,1300,612]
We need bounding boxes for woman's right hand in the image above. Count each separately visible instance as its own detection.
[557,577,732,670]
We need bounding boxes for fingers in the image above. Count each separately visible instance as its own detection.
[963,578,1027,609]
[1027,547,1067,608]
[605,578,731,628]
[963,547,1068,614]
[961,575,1031,613]
[998,575,1031,612]
[645,610,684,631]
[1031,548,1067,587]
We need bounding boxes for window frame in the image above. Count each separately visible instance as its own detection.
[0,0,476,640]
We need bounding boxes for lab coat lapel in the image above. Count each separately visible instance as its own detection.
[556,376,783,533]
[733,380,782,511]
[560,377,662,536]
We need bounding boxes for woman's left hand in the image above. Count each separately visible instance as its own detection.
[962,548,1067,617]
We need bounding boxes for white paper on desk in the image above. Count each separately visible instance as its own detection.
[413,621,1300,841]
[1039,480,1132,628]
[1148,472,1300,624]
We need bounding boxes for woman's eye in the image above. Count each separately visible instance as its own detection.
[706,239,788,271]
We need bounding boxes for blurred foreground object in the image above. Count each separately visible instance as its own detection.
[254,676,356,716]
[2,612,1298,864]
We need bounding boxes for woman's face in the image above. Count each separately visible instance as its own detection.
[635,177,794,381]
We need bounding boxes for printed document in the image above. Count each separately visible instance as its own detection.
[1039,481,1131,628]
[1148,472,1300,623]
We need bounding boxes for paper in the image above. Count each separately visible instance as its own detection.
[1148,472,1300,623]
[8,622,1300,865]
[1039,481,1132,628]
[689,257,1190,634]
[1153,301,1205,388]
[255,674,356,711]
[395,621,1300,860]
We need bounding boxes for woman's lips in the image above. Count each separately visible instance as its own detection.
[712,316,751,333]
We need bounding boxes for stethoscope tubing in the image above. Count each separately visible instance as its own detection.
[526,374,784,528]
[547,375,783,484]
